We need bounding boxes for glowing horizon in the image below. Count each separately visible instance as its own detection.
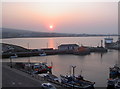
[2,2,118,34]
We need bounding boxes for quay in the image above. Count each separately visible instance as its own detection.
[2,62,95,89]
[2,43,108,59]
[2,62,67,89]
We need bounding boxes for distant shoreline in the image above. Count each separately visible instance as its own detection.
[2,35,119,39]
[2,28,119,39]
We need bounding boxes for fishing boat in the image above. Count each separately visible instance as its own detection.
[107,78,117,87]
[10,54,18,58]
[15,62,52,74]
[107,78,120,89]
[60,75,95,89]
[39,52,47,56]
[115,79,120,89]
[109,65,120,79]
[107,65,120,88]
[38,73,60,82]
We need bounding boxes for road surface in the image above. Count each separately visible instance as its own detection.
[2,62,67,89]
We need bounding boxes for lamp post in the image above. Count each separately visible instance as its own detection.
[71,65,76,89]
[72,65,76,77]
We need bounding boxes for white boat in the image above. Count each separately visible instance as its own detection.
[10,54,18,58]
[39,52,47,56]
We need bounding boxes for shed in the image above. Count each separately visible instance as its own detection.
[58,44,79,51]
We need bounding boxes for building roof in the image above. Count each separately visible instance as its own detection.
[58,44,79,47]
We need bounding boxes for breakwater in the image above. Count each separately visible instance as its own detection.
[2,43,108,58]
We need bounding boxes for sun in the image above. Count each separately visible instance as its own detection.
[49,25,53,29]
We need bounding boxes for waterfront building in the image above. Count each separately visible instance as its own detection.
[58,44,79,51]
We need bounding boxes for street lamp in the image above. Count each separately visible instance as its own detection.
[71,66,76,77]
[71,65,76,89]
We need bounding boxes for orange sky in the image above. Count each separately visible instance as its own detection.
[2,2,118,34]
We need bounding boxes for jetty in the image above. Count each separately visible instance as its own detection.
[2,43,108,58]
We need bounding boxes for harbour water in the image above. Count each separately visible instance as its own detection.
[2,36,119,87]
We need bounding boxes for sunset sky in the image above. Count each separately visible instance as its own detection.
[2,1,118,34]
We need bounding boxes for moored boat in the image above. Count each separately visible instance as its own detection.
[107,65,120,88]
[60,75,95,89]
[109,65,120,79]
[15,62,52,74]
[115,79,120,89]
[107,78,117,87]
[39,52,47,56]
[38,73,60,82]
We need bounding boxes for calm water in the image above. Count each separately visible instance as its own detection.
[2,37,119,87]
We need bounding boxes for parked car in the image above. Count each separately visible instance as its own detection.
[41,83,56,89]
